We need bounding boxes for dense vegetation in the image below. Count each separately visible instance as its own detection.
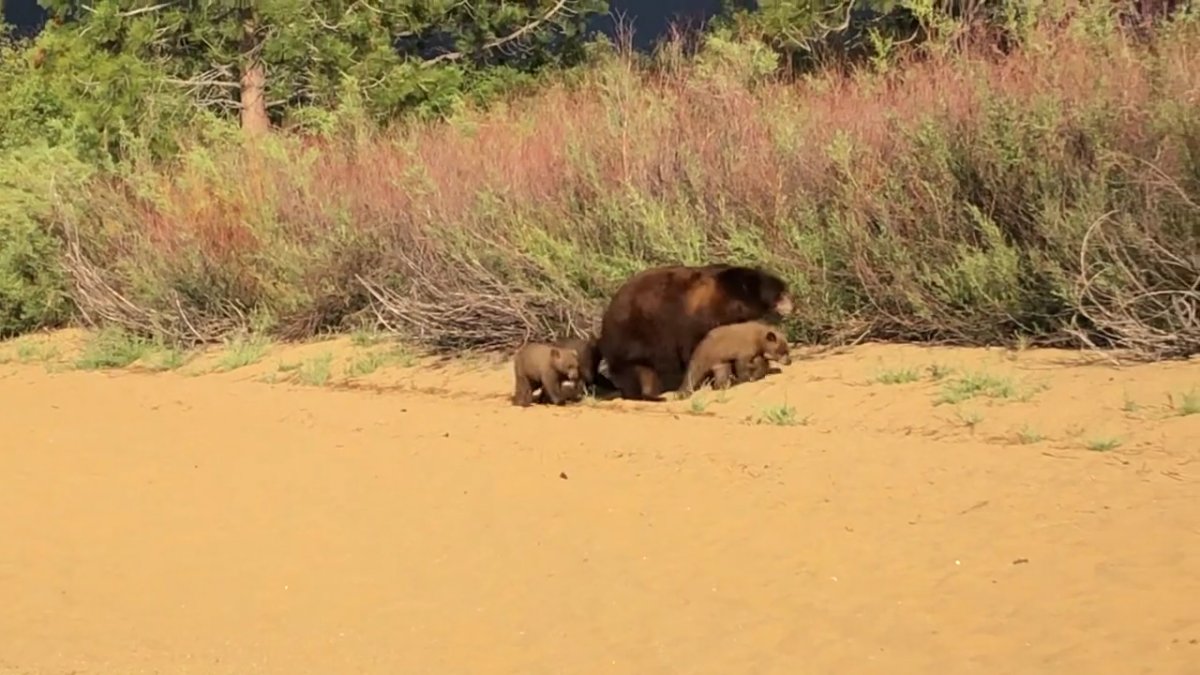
[1,0,1197,359]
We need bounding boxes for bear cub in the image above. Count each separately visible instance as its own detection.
[553,335,602,394]
[512,342,583,407]
[678,321,792,397]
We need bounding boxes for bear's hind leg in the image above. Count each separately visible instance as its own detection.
[634,365,666,400]
[746,354,770,381]
[711,362,734,390]
[732,356,761,383]
[610,364,651,400]
[514,376,535,406]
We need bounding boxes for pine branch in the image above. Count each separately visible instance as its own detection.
[423,0,571,66]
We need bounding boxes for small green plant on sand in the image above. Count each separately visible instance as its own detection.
[1015,425,1044,444]
[75,328,152,370]
[385,345,418,368]
[16,343,39,362]
[688,393,710,414]
[217,335,269,371]
[345,345,418,378]
[757,403,807,426]
[873,366,920,385]
[297,352,334,386]
[1173,388,1199,416]
[144,346,188,371]
[346,352,387,378]
[1122,392,1140,413]
[934,371,1017,405]
[1086,436,1123,452]
[15,341,60,364]
[350,327,388,348]
[955,408,984,431]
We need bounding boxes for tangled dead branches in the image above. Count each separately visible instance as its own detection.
[1068,211,1200,360]
[356,246,597,352]
[62,223,248,346]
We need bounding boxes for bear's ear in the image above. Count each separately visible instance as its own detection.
[550,347,560,359]
[765,331,778,342]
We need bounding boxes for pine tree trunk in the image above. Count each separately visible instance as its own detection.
[238,13,270,136]
[239,60,269,135]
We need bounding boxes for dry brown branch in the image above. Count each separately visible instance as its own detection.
[60,216,248,346]
[164,65,243,110]
[1067,211,1200,360]
[352,234,596,351]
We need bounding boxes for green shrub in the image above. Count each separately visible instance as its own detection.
[0,145,92,337]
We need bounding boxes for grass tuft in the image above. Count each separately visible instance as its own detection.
[1015,425,1044,445]
[296,353,334,386]
[873,367,921,385]
[217,335,269,372]
[934,372,1017,406]
[1122,392,1140,413]
[955,408,984,431]
[350,328,388,348]
[1086,437,1123,452]
[75,329,152,370]
[346,345,417,378]
[144,345,189,371]
[757,403,807,426]
[15,341,60,364]
[1174,388,1199,416]
[345,352,387,379]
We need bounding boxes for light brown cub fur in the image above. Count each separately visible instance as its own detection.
[678,321,791,397]
[512,343,582,407]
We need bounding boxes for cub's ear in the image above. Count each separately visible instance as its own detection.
[550,348,560,359]
[765,331,778,342]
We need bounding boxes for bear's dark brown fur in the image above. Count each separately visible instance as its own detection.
[512,343,582,407]
[555,335,601,390]
[677,321,792,398]
[597,264,794,400]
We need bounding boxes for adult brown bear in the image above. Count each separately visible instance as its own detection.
[596,264,794,400]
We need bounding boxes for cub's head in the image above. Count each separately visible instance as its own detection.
[762,328,792,366]
[551,347,581,382]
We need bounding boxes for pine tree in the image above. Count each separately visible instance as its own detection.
[36,0,606,134]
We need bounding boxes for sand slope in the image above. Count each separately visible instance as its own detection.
[2,332,1198,674]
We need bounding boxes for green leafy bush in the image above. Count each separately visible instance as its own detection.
[0,145,93,337]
